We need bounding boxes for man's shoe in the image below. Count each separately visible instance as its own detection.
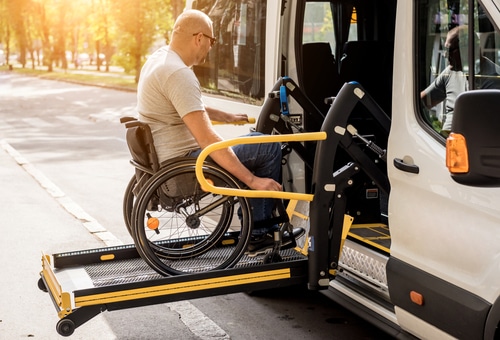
[245,227,305,257]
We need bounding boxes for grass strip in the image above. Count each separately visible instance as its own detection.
[1,64,137,91]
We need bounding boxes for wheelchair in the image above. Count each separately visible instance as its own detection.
[121,117,253,276]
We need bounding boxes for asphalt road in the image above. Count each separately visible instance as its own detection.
[0,72,392,339]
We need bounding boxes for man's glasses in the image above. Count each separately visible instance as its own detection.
[193,32,216,47]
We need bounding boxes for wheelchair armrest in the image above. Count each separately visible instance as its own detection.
[120,116,138,124]
[130,160,156,175]
[125,121,144,128]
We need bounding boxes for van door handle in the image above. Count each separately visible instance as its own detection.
[393,158,419,174]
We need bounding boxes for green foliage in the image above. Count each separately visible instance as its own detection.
[109,0,174,81]
[112,53,135,74]
[0,0,184,77]
[431,115,443,133]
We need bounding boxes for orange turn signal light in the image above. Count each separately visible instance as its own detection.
[446,133,469,174]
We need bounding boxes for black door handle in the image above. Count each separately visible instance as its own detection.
[393,158,419,174]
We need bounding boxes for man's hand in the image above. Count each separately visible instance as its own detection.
[225,113,249,123]
[248,176,282,191]
[206,106,248,123]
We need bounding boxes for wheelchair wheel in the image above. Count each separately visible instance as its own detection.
[132,159,252,276]
[122,175,136,237]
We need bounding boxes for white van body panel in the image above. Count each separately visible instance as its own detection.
[395,307,456,340]
[389,0,500,304]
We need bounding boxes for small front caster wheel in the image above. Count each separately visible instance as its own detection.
[37,278,48,292]
[56,319,75,337]
[263,251,282,264]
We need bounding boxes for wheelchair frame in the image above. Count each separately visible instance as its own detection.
[121,117,256,276]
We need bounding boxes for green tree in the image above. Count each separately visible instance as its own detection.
[4,0,186,75]
[91,0,114,71]
[110,0,174,82]
[7,0,30,67]
[35,0,57,71]
[171,0,183,19]
[65,0,93,68]
[0,0,12,64]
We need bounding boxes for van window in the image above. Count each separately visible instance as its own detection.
[418,0,500,137]
[192,0,267,105]
[302,2,360,48]
[303,2,336,52]
[299,0,395,115]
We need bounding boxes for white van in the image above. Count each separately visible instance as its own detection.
[187,0,500,338]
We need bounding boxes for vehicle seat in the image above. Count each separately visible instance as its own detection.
[339,41,394,115]
[302,42,342,114]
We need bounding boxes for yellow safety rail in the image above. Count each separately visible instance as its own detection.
[195,132,327,201]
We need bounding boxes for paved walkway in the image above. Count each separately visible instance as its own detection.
[0,140,117,339]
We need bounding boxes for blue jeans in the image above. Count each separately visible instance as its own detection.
[190,132,281,235]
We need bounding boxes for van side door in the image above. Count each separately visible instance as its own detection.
[387,1,500,338]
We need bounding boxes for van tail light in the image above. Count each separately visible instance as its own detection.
[446,133,469,173]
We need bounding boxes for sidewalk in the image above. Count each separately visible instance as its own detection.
[0,141,117,339]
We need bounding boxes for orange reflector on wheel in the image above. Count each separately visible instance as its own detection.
[446,133,469,174]
[146,214,159,230]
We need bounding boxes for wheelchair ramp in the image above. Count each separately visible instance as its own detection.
[39,244,308,336]
[82,247,307,287]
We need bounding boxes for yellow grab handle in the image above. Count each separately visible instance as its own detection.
[195,132,327,201]
[211,117,256,125]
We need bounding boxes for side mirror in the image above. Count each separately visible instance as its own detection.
[447,90,500,187]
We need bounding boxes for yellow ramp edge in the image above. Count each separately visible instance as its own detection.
[75,268,291,306]
[41,253,74,318]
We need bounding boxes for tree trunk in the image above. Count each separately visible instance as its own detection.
[135,52,142,83]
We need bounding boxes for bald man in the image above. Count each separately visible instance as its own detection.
[136,10,303,256]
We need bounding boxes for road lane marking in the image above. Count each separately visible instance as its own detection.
[168,301,230,340]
